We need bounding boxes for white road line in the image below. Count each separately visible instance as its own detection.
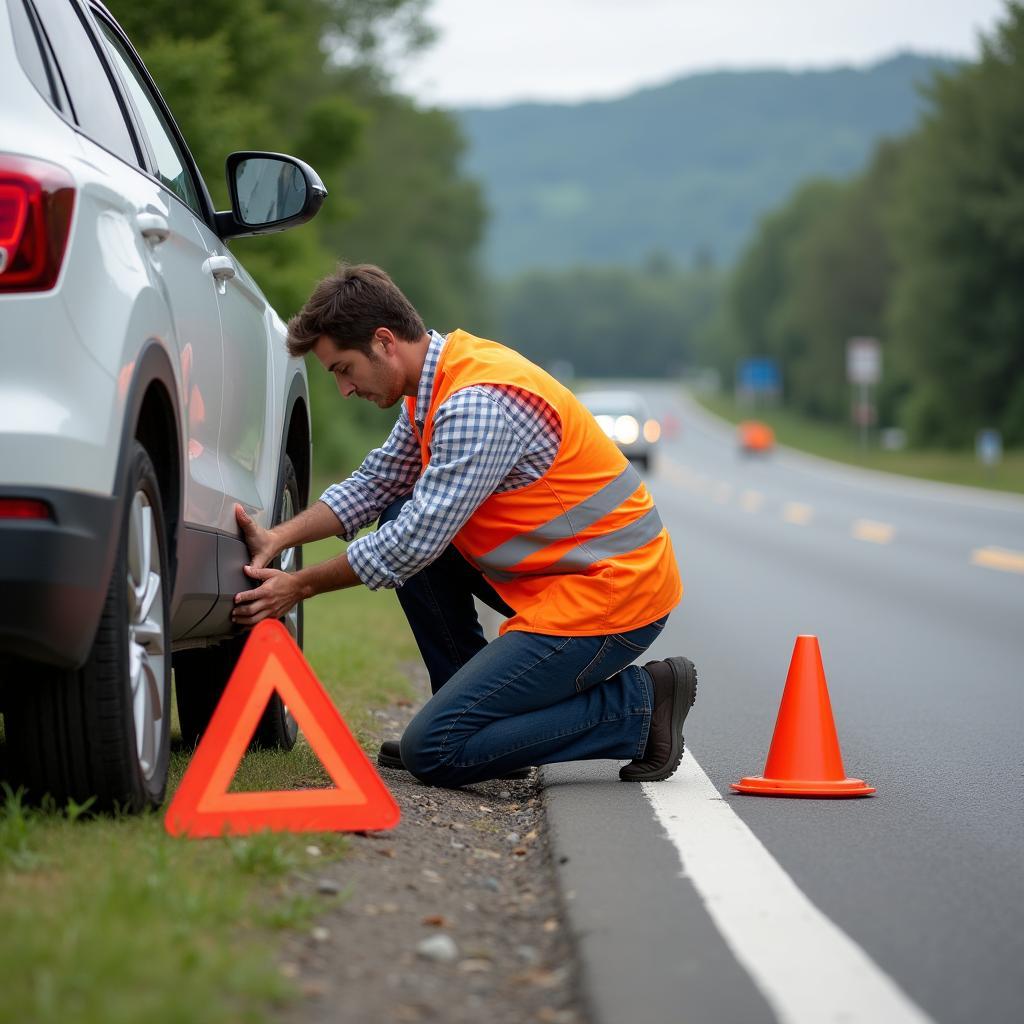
[782,501,814,525]
[643,757,935,1024]
[852,519,895,544]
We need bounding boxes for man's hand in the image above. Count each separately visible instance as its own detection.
[234,503,279,571]
[232,565,304,627]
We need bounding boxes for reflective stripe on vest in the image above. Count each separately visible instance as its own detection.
[475,463,663,582]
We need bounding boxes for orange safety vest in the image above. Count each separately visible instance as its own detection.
[406,331,682,637]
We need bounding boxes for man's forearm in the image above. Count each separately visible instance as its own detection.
[294,550,363,600]
[270,500,346,552]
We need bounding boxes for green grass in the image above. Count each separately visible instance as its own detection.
[694,391,1024,496]
[0,542,417,1024]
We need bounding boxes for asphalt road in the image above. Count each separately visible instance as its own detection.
[542,385,1024,1024]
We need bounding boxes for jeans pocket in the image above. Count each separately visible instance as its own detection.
[574,636,616,692]
[611,632,650,653]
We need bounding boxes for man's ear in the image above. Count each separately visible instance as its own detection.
[374,327,396,355]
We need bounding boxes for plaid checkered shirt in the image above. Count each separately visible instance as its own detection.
[319,331,562,590]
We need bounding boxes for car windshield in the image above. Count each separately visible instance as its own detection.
[578,392,648,418]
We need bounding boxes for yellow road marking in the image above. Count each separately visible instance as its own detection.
[852,519,894,544]
[740,490,764,513]
[782,502,813,525]
[971,547,1024,574]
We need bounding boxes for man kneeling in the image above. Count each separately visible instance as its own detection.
[232,264,696,786]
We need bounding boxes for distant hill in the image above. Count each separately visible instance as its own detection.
[455,53,957,275]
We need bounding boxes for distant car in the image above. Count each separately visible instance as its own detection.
[738,420,775,454]
[578,390,661,471]
[0,0,326,812]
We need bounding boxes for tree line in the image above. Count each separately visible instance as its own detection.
[109,0,1023,463]
[707,3,1024,447]
[107,0,488,474]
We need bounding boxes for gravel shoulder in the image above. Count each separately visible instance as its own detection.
[279,663,582,1024]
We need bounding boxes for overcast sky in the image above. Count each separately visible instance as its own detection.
[395,0,1008,108]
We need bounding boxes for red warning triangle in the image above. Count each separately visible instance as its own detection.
[165,619,400,837]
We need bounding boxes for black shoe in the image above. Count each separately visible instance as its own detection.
[376,740,533,781]
[619,656,697,782]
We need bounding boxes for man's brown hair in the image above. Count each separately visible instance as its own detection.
[286,264,426,358]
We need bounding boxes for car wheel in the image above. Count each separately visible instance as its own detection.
[6,441,172,811]
[173,454,302,751]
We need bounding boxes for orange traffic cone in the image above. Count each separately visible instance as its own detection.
[732,635,875,797]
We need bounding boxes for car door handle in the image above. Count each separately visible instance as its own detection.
[203,255,236,282]
[136,211,169,244]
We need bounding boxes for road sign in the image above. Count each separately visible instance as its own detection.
[737,357,781,395]
[846,337,881,385]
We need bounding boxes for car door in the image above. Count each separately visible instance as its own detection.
[90,9,270,536]
[193,227,271,532]
[87,10,227,536]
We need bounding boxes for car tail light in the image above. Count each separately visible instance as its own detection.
[0,155,75,293]
[0,498,52,520]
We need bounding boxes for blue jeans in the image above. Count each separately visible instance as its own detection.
[380,498,666,787]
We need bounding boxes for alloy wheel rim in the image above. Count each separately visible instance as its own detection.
[126,490,166,781]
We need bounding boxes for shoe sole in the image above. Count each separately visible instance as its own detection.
[376,750,532,781]
[620,657,697,782]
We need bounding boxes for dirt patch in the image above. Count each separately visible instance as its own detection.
[278,665,582,1024]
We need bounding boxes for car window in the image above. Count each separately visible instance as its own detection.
[8,0,58,108]
[94,17,204,217]
[29,0,138,165]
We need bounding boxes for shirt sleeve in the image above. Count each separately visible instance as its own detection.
[318,403,422,540]
[346,386,529,589]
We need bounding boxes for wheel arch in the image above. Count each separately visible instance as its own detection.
[282,371,312,510]
[117,344,183,586]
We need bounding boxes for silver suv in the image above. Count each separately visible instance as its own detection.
[0,0,323,811]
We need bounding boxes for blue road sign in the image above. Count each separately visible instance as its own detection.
[738,357,781,394]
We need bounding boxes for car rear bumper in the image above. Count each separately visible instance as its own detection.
[0,486,119,670]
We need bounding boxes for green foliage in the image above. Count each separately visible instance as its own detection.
[0,554,416,1024]
[717,4,1024,450]
[719,142,906,423]
[494,259,723,378]
[227,832,300,877]
[715,178,843,410]
[887,2,1024,445]
[104,0,486,479]
[324,94,490,332]
[0,784,39,870]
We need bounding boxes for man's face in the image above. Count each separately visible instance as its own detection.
[312,332,404,409]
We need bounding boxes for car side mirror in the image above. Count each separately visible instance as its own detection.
[214,152,327,240]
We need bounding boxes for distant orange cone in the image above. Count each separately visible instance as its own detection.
[732,635,875,797]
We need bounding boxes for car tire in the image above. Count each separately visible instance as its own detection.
[173,454,302,751]
[6,441,172,812]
